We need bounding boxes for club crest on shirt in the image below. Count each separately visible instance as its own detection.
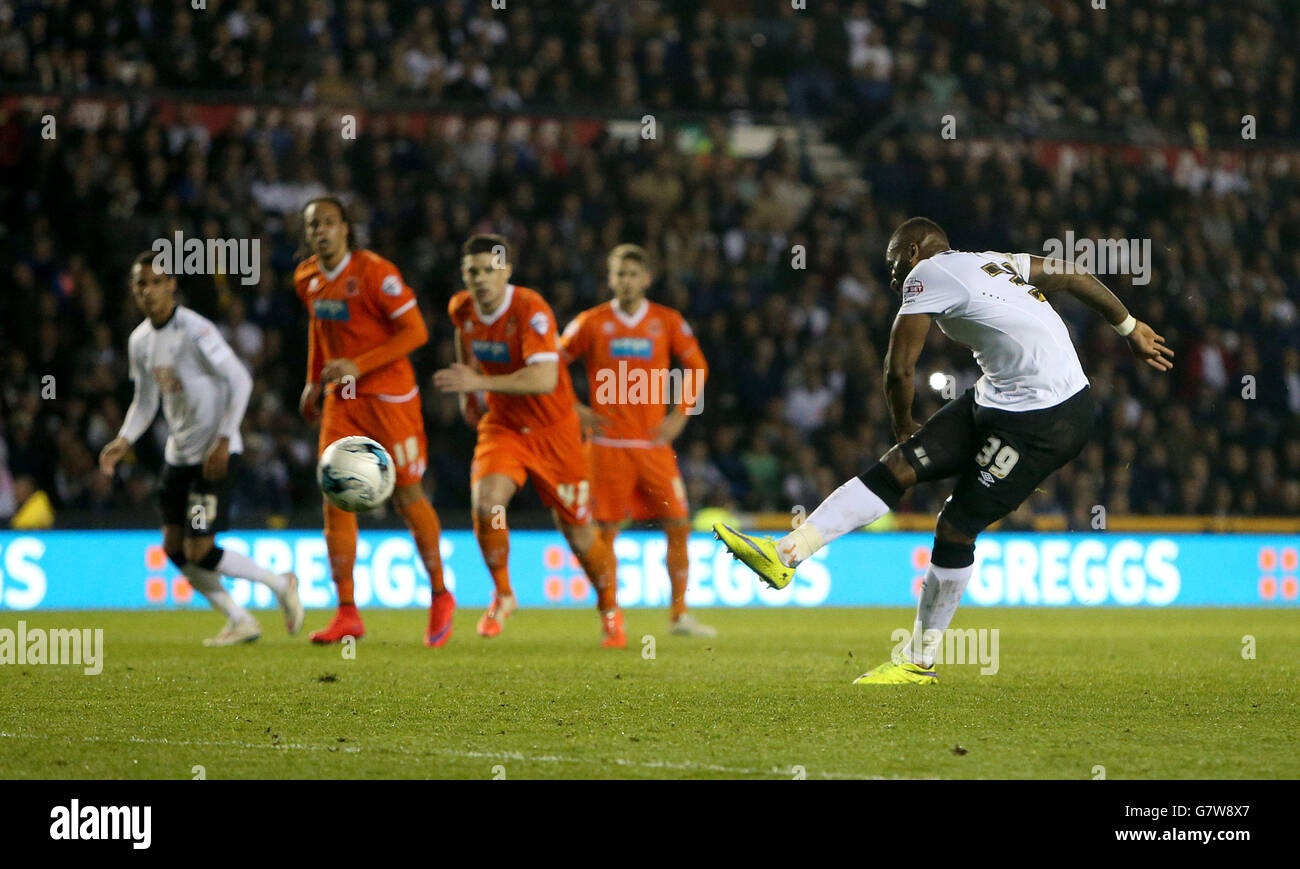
[902,277,924,302]
[529,312,549,335]
[648,319,662,336]
[345,277,360,297]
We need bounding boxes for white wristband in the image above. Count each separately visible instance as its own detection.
[1113,314,1137,337]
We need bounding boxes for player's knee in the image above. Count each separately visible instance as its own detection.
[930,533,976,569]
[392,484,423,510]
[474,502,505,521]
[879,447,918,489]
[183,537,220,568]
[934,514,978,548]
[164,544,187,570]
[860,459,909,506]
[559,519,594,553]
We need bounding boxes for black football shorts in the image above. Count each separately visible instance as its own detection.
[901,386,1094,535]
[158,456,238,536]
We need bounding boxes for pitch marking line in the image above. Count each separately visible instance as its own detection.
[0,731,920,779]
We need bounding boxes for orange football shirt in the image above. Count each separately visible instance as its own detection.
[561,299,708,442]
[294,250,423,399]
[447,284,578,431]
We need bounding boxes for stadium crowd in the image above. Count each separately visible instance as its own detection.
[2,1,1299,528]
[2,0,1297,140]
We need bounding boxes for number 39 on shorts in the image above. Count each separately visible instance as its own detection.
[975,436,1020,479]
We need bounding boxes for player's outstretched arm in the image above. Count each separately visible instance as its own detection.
[1027,256,1174,372]
[884,312,932,442]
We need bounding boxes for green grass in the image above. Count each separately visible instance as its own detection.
[1,607,1296,779]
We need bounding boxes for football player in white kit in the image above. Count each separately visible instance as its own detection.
[715,218,1174,684]
[99,252,305,646]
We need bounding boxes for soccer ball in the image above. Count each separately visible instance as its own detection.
[317,436,396,512]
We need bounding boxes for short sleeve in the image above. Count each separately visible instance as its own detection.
[668,311,705,366]
[367,260,417,321]
[560,313,591,362]
[897,259,965,317]
[521,299,560,365]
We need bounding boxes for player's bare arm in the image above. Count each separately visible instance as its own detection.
[320,358,360,384]
[650,408,688,444]
[1027,256,1174,372]
[653,343,706,445]
[99,436,130,476]
[436,360,559,395]
[884,311,932,442]
[573,402,612,436]
[299,382,322,422]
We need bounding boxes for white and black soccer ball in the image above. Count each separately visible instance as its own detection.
[317,436,397,512]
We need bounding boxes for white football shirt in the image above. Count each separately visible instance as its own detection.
[119,305,252,465]
[898,250,1089,411]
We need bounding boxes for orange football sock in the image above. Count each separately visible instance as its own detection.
[323,500,358,606]
[577,532,618,612]
[473,510,513,597]
[666,522,690,620]
[398,497,446,595]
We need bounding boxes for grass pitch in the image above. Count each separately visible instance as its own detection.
[1,607,1296,779]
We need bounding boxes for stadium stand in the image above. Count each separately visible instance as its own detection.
[1,0,1297,529]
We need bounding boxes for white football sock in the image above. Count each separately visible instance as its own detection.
[182,564,250,623]
[216,549,287,594]
[776,477,891,566]
[906,563,974,668]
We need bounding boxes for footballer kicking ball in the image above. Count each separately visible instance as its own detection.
[317,436,397,512]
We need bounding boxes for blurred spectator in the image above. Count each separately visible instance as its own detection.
[0,1,1297,527]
